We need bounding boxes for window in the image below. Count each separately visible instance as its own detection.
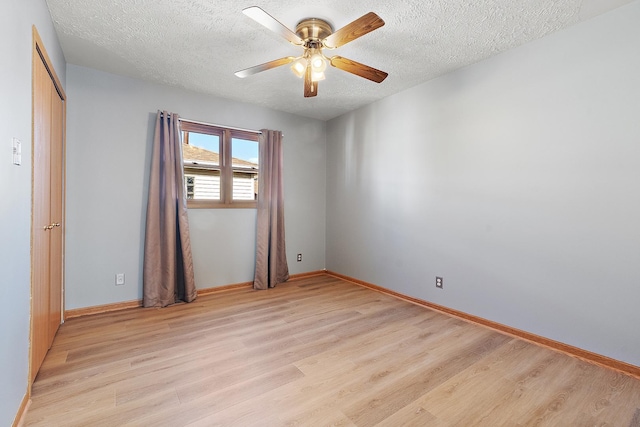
[185,176,195,199]
[180,120,259,208]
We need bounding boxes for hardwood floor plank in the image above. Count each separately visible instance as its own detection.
[375,406,441,427]
[276,329,434,423]
[283,326,499,425]
[24,385,116,427]
[342,330,512,425]
[418,339,556,425]
[24,275,640,426]
[128,365,305,426]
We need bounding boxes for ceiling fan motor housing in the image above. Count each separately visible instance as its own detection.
[295,18,334,47]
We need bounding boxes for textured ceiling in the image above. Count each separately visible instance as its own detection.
[46,0,633,121]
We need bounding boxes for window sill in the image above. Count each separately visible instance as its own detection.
[187,200,257,209]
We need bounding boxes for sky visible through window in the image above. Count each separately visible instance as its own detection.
[187,132,258,164]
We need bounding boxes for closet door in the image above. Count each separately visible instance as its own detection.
[31,29,65,383]
[48,81,64,348]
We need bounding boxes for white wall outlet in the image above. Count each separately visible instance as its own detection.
[116,273,125,286]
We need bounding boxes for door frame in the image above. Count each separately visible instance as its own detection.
[29,26,67,388]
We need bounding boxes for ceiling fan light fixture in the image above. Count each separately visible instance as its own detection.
[290,58,307,78]
[310,53,327,73]
[311,71,325,82]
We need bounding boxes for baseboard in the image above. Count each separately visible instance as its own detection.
[13,395,30,427]
[64,270,328,319]
[65,299,143,319]
[289,270,327,280]
[197,281,253,296]
[326,270,640,380]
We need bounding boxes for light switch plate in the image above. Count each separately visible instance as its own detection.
[12,138,21,165]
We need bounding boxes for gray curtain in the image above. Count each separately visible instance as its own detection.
[143,111,197,307]
[253,129,289,290]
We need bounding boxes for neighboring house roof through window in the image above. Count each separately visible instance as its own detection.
[183,143,257,169]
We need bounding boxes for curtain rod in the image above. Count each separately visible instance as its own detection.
[171,116,262,135]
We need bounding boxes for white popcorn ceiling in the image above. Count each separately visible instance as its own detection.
[46,0,633,120]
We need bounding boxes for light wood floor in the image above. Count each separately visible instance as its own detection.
[25,275,640,426]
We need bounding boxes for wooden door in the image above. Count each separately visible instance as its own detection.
[48,80,64,347]
[31,28,66,383]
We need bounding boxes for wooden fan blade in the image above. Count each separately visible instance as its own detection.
[243,6,304,46]
[235,57,296,78]
[304,65,318,97]
[330,56,388,83]
[323,12,385,49]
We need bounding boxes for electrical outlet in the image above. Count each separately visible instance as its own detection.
[436,276,443,289]
[297,253,302,262]
[116,273,125,286]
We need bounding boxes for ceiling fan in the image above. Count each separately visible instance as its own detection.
[235,6,388,98]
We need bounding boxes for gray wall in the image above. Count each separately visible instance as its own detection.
[65,65,326,309]
[0,0,66,424]
[326,2,640,366]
